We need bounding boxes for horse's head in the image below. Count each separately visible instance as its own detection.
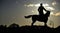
[45,11,50,17]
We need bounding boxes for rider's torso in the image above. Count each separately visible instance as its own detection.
[38,6,44,15]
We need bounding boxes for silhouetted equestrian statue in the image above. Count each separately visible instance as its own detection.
[24,3,50,26]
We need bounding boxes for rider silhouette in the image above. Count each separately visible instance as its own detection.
[38,3,47,16]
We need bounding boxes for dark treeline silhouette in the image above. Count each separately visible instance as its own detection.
[0,23,60,33]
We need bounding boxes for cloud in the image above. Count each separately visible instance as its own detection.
[24,4,39,7]
[46,7,55,10]
[52,1,57,6]
[24,3,60,17]
[24,3,49,7]
[51,12,60,16]
[24,3,55,11]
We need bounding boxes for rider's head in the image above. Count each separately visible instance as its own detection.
[40,3,43,6]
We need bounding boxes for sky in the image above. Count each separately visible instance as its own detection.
[0,0,60,28]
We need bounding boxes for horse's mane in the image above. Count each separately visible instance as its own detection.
[45,11,50,17]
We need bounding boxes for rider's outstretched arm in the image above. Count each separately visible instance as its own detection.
[43,7,47,11]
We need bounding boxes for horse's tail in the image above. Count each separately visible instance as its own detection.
[24,15,33,18]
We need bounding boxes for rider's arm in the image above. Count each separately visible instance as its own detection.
[43,7,47,11]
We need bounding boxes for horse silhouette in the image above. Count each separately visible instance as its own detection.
[25,11,50,26]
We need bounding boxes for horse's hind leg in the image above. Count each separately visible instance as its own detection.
[45,23,47,26]
[31,20,36,26]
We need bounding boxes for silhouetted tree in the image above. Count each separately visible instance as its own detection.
[8,23,19,28]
